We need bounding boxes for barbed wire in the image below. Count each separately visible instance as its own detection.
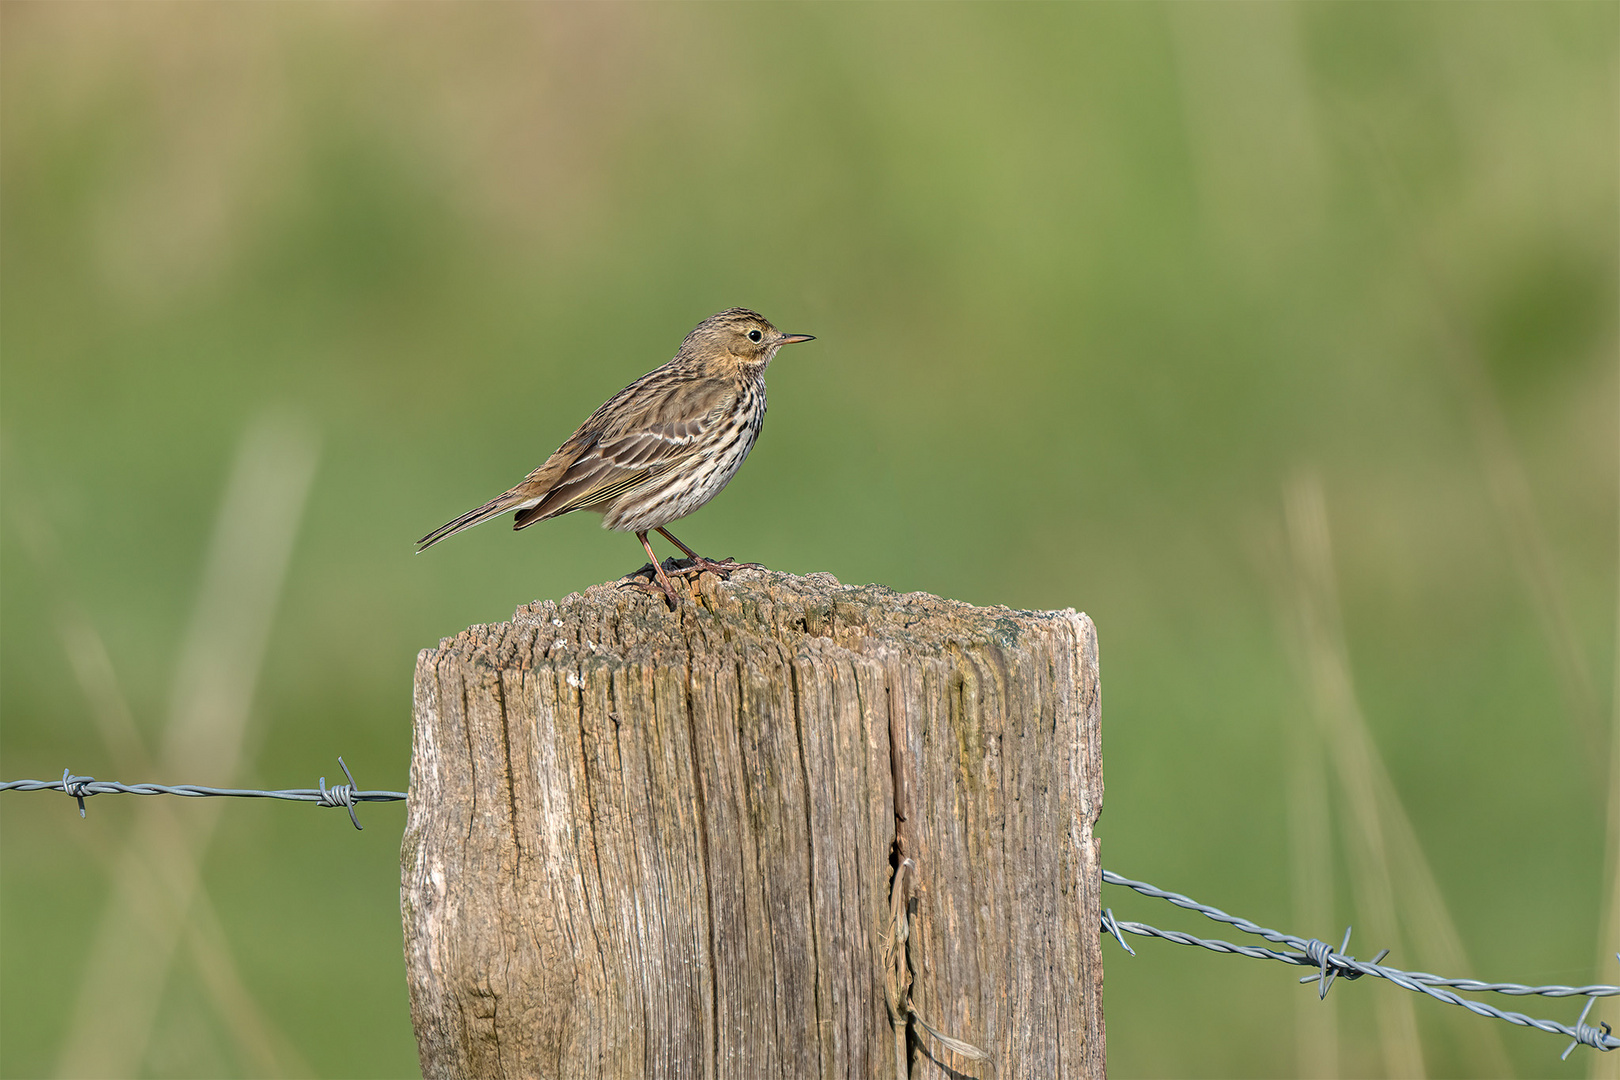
[1101,869,1618,1059]
[2,763,1615,1057]
[0,759,406,830]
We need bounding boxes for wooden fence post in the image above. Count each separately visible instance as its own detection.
[401,568,1104,1079]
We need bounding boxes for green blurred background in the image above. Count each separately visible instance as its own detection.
[3,3,1616,1077]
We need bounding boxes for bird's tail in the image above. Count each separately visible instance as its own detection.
[416,490,534,552]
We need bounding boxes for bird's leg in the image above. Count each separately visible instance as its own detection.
[621,530,681,608]
[656,527,764,577]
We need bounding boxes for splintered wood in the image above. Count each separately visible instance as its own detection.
[403,568,1104,1079]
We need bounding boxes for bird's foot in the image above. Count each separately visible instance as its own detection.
[668,555,764,580]
[619,556,760,608]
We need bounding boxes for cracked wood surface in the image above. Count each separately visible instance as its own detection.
[402,568,1104,1079]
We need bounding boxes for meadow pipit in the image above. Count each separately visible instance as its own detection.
[417,308,814,606]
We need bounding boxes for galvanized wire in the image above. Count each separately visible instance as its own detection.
[1101,869,1618,1058]
[2,763,1614,1056]
[0,758,405,829]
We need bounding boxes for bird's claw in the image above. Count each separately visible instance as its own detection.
[619,564,682,609]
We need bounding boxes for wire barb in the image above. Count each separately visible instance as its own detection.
[1101,908,1136,956]
[61,769,95,818]
[1562,997,1614,1061]
[1297,927,1391,1000]
[317,757,364,829]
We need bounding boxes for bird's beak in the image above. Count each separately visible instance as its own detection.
[778,333,815,345]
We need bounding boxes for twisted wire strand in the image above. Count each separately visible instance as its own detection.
[0,758,405,830]
[1101,871,1619,1056]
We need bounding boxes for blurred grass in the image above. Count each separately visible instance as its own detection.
[2,3,1615,1077]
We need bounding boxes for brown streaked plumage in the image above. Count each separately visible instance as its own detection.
[417,308,814,605]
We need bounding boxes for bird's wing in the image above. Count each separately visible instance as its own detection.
[511,374,738,528]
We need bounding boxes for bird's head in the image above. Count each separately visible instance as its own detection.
[678,308,814,372]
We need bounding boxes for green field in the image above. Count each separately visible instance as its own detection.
[3,3,1615,1076]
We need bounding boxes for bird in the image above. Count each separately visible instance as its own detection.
[417,307,814,606]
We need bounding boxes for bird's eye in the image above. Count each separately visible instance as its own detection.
[747,329,763,343]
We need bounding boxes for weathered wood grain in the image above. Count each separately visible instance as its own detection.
[402,568,1103,1079]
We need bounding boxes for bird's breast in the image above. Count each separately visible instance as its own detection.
[598,378,766,533]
